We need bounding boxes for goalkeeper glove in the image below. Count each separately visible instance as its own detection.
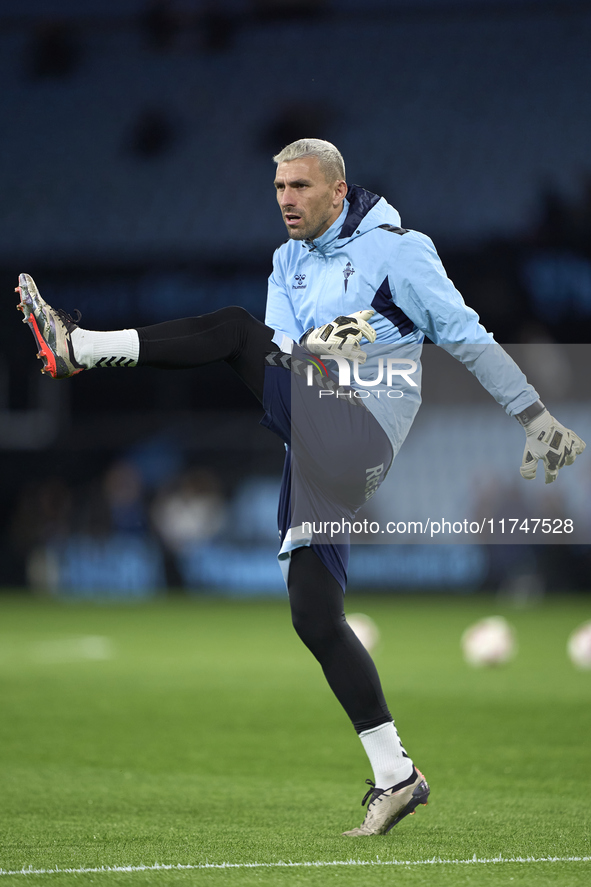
[517,401,586,484]
[300,310,376,364]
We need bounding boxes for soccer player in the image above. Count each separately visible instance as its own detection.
[15,139,585,836]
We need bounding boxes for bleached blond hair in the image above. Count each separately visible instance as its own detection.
[273,138,346,183]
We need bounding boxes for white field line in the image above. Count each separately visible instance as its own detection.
[0,855,590,876]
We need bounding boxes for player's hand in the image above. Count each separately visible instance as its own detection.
[301,310,376,364]
[520,409,586,483]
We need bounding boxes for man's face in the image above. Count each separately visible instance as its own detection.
[274,156,347,241]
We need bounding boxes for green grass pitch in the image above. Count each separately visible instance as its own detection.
[0,592,589,886]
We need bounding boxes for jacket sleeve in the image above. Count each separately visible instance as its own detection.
[265,250,305,341]
[388,232,539,416]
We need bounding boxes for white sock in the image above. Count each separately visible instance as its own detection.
[359,721,413,789]
[71,327,139,369]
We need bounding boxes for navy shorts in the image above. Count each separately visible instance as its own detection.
[260,347,393,590]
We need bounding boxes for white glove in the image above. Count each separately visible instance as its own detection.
[520,408,586,483]
[301,310,376,364]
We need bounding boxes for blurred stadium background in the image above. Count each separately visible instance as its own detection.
[1,0,591,599]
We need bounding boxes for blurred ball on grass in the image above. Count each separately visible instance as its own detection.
[461,615,517,667]
[347,612,380,653]
[567,620,591,669]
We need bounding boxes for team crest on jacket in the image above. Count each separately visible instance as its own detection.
[343,262,355,292]
[292,274,307,290]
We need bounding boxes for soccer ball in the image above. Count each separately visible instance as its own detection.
[347,613,380,653]
[461,616,517,667]
[567,621,591,669]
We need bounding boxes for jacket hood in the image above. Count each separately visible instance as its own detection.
[339,185,402,240]
[306,185,401,255]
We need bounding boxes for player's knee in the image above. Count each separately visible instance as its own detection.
[290,605,343,655]
[216,305,255,326]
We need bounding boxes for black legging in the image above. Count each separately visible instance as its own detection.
[289,546,392,732]
[137,306,272,402]
[136,307,393,733]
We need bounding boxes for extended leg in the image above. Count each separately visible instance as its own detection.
[136,307,275,402]
[16,272,274,403]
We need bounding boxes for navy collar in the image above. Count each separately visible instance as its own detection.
[338,185,381,239]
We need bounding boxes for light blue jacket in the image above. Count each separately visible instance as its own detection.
[265,186,538,454]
